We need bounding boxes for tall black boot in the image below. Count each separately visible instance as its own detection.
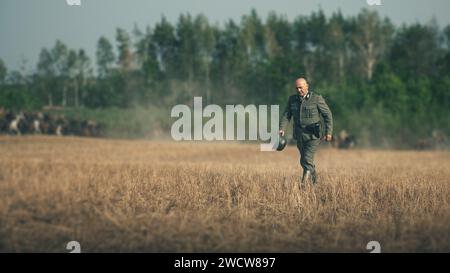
[301,170,312,184]
[311,170,318,185]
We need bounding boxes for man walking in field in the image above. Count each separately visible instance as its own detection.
[279,78,333,187]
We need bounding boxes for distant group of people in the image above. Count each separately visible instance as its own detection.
[415,130,447,150]
[329,129,447,151]
[329,129,448,150]
[0,108,103,137]
[331,130,357,149]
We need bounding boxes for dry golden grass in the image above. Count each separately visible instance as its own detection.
[0,135,449,253]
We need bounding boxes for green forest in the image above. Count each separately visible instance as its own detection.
[0,9,449,147]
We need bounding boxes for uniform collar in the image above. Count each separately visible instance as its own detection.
[298,92,311,101]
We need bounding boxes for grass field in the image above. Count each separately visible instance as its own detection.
[0,136,449,253]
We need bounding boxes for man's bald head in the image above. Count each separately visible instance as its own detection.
[296,77,309,97]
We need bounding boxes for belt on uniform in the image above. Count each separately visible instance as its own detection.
[302,122,321,138]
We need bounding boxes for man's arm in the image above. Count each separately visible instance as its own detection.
[317,95,333,137]
[279,97,292,134]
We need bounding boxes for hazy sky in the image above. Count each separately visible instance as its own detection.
[1,0,449,72]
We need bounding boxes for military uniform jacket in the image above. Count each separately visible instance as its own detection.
[280,92,333,141]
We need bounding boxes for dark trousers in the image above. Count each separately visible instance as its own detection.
[296,136,320,173]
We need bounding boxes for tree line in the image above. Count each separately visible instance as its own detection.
[0,9,449,146]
